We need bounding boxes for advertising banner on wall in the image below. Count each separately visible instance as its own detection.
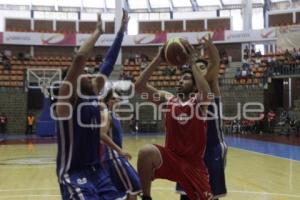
[276,25,300,51]
[3,32,76,46]
[167,31,224,44]
[77,31,223,46]
[1,28,278,46]
[224,28,276,42]
[77,32,167,46]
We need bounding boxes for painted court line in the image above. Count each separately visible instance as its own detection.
[230,146,300,163]
[1,187,299,198]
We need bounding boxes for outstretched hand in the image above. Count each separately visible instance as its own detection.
[96,13,103,34]
[202,33,213,47]
[120,9,130,33]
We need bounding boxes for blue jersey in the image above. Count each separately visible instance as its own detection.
[103,112,123,161]
[56,97,100,182]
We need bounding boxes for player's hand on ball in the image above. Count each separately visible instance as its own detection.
[183,42,197,65]
[158,44,166,62]
[120,9,130,33]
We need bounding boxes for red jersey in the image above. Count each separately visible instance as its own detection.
[164,96,207,159]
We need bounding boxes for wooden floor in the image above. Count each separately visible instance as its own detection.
[0,135,300,200]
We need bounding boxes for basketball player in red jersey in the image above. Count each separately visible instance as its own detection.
[135,42,213,200]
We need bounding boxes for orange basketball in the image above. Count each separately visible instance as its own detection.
[164,37,189,66]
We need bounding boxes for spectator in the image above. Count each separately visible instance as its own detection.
[135,54,141,65]
[26,113,35,135]
[119,71,125,80]
[256,50,262,58]
[0,52,3,64]
[257,112,265,134]
[95,54,103,64]
[292,48,298,60]
[140,57,148,71]
[241,67,249,78]
[250,45,256,57]
[267,109,276,133]
[235,68,242,80]
[124,72,134,82]
[282,59,290,75]
[4,50,12,58]
[17,52,24,61]
[3,59,11,71]
[24,53,31,61]
[163,66,176,76]
[297,48,300,60]
[0,113,8,135]
[284,49,291,58]
[243,45,250,60]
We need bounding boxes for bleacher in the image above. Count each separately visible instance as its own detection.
[0,55,100,88]
[122,58,227,88]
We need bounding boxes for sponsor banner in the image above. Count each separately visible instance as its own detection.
[224,28,276,42]
[3,32,76,46]
[0,32,2,44]
[167,31,225,44]
[130,32,167,45]
[77,32,167,46]
[276,25,300,51]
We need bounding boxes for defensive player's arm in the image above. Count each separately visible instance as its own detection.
[93,9,129,94]
[56,14,103,118]
[203,34,221,96]
[100,110,132,160]
[135,47,173,104]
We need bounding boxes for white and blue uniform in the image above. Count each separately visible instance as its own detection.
[102,111,141,195]
[176,97,228,199]
[57,97,126,200]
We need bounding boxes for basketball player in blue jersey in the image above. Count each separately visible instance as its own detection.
[176,34,228,200]
[54,11,129,200]
[100,88,141,200]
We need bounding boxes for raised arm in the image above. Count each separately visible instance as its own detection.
[92,10,129,95]
[134,46,173,104]
[56,14,103,118]
[185,43,211,109]
[99,9,129,77]
[202,34,221,96]
[100,110,132,160]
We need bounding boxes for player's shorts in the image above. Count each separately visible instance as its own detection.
[176,143,227,199]
[103,156,142,195]
[153,145,213,200]
[59,165,127,200]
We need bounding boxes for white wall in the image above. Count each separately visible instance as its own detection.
[0,9,30,31]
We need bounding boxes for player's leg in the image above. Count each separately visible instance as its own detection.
[137,144,162,200]
[105,157,141,200]
[60,171,99,200]
[95,167,127,200]
[205,145,227,199]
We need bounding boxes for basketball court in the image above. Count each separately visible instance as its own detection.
[0,0,300,199]
[0,135,299,200]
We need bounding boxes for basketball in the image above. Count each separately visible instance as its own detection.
[164,37,189,66]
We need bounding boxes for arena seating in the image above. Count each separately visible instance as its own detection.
[122,57,227,88]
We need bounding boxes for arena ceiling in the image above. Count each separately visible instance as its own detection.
[0,0,293,13]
